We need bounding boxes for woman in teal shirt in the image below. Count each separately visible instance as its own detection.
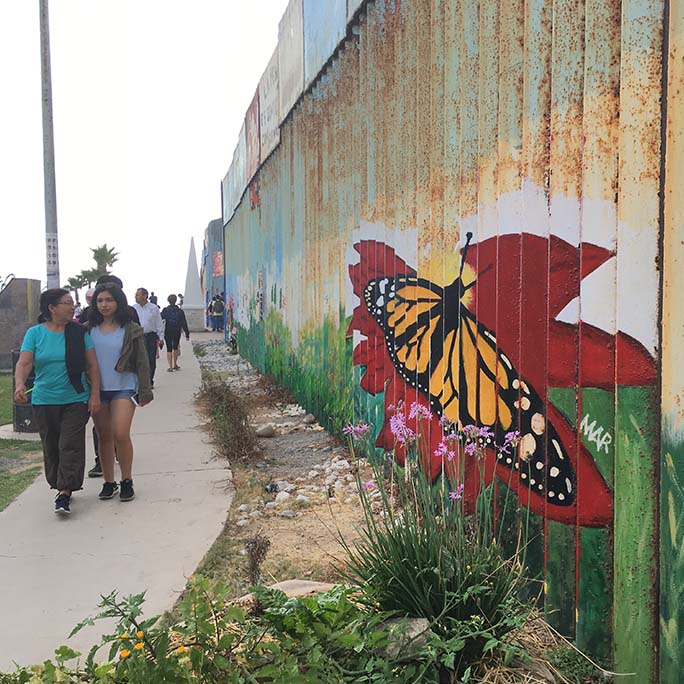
[14,289,101,515]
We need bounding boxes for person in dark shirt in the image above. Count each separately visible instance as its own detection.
[161,294,190,371]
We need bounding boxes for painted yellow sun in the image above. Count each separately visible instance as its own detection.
[418,245,477,306]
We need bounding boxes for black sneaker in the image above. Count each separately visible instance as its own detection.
[99,481,119,500]
[55,493,71,515]
[88,460,103,478]
[120,479,135,502]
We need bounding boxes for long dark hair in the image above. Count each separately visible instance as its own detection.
[38,288,70,323]
[87,284,132,329]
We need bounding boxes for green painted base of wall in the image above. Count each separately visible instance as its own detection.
[236,308,353,437]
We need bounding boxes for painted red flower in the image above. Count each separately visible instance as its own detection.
[347,235,656,527]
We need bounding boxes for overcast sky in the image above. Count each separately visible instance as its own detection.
[0,0,289,304]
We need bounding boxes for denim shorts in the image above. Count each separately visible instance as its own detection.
[100,389,137,403]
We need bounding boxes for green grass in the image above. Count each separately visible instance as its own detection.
[0,373,13,426]
[0,467,41,511]
[0,437,42,511]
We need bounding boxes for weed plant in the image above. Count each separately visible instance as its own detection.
[195,373,257,462]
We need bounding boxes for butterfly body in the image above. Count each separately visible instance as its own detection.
[363,272,576,506]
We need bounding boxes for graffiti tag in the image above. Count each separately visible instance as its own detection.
[580,413,613,454]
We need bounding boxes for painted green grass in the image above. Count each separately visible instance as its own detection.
[0,373,13,426]
[237,307,352,437]
[660,424,684,683]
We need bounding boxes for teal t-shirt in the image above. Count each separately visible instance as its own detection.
[19,324,93,405]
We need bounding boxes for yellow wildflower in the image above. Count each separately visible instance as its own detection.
[134,642,143,651]
[176,645,187,654]
[120,649,131,659]
[119,633,129,639]
[136,630,144,639]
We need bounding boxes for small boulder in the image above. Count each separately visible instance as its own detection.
[256,424,276,438]
[303,414,317,424]
[279,509,297,518]
[275,491,291,504]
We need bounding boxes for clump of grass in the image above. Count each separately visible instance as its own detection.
[196,373,257,462]
[244,533,271,586]
[193,342,207,358]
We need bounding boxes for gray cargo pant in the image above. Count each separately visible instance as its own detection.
[32,402,90,492]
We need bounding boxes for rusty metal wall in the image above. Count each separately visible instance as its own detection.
[222,1,682,681]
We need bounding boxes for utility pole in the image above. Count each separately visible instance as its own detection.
[39,0,60,288]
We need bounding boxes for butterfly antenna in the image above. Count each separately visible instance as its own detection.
[459,232,474,279]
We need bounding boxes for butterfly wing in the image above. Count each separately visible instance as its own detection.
[364,275,576,507]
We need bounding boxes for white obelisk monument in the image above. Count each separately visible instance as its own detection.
[183,237,206,331]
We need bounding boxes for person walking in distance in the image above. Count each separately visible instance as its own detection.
[133,287,164,388]
[14,289,102,515]
[88,284,153,502]
[161,294,189,371]
[149,291,158,306]
[211,295,225,332]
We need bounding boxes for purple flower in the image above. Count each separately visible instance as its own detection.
[462,425,479,440]
[390,411,415,444]
[343,422,371,441]
[505,430,521,445]
[447,450,455,461]
[434,440,449,459]
[479,426,495,439]
[464,442,477,457]
[363,480,376,491]
[409,402,433,421]
[439,415,451,427]
[449,484,464,500]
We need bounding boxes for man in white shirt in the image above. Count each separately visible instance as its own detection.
[134,287,164,388]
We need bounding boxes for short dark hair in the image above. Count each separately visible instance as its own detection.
[88,284,132,328]
[95,274,123,288]
[137,287,149,298]
[39,288,70,322]
[167,294,177,305]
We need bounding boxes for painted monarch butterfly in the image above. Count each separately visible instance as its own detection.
[363,233,575,506]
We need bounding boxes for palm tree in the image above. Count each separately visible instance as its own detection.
[64,274,88,304]
[90,244,119,275]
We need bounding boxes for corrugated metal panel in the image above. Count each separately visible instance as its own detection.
[303,0,346,88]
[259,47,280,161]
[245,91,260,183]
[278,0,304,122]
[222,2,675,679]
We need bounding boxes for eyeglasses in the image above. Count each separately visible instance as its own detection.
[55,300,75,306]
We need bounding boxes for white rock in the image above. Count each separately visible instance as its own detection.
[307,470,319,479]
[236,518,251,527]
[275,491,291,504]
[279,510,297,518]
[238,504,250,513]
[264,502,278,510]
[249,510,263,518]
[276,480,295,492]
[296,495,310,503]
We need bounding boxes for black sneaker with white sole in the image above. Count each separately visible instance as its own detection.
[99,481,119,500]
[88,460,103,477]
[120,479,135,502]
[55,493,71,515]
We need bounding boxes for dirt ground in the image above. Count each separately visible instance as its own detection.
[194,348,368,592]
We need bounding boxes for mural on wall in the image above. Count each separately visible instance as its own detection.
[348,230,656,527]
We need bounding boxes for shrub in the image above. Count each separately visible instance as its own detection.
[339,404,533,680]
[195,373,257,462]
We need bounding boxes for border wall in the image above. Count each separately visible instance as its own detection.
[219,2,684,682]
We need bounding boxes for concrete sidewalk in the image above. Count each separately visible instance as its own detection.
[0,333,232,670]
